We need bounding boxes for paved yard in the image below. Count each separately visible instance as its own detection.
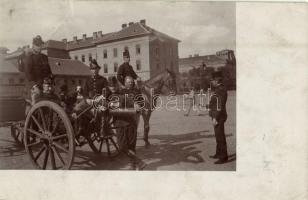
[0,91,236,170]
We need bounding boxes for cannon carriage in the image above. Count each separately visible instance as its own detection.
[0,81,139,170]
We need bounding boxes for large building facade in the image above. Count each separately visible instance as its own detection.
[43,20,180,81]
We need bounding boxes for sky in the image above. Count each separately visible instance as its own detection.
[0,0,235,58]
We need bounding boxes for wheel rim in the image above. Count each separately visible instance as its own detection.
[24,101,75,170]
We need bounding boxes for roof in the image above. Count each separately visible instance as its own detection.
[43,40,67,50]
[94,23,151,44]
[0,55,91,76]
[48,57,91,76]
[0,55,20,73]
[40,22,180,51]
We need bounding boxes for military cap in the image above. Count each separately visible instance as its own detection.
[32,35,44,46]
[123,49,130,58]
[89,59,101,69]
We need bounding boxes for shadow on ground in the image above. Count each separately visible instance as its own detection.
[73,130,233,170]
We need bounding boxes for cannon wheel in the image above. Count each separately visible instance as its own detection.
[24,101,75,170]
[86,120,121,158]
[10,123,24,146]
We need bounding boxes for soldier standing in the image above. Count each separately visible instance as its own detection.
[18,35,53,104]
[117,49,141,89]
[116,76,146,170]
[209,71,228,164]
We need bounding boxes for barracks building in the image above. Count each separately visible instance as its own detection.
[42,19,180,81]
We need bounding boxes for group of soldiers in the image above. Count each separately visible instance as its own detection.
[18,35,146,170]
[16,35,229,168]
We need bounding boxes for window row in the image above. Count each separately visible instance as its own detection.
[74,53,93,63]
[103,45,141,59]
[102,61,142,74]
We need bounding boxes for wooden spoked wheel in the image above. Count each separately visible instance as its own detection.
[86,119,121,158]
[24,101,75,170]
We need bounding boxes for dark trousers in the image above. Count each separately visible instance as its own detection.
[114,117,138,153]
[214,121,228,159]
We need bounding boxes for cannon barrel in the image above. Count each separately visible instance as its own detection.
[109,108,138,117]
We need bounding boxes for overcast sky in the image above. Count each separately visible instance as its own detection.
[0,0,235,58]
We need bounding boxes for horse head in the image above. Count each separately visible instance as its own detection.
[158,69,177,95]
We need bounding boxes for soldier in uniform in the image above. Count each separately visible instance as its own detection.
[209,71,228,164]
[117,49,141,89]
[115,76,146,170]
[18,35,53,104]
[84,59,109,99]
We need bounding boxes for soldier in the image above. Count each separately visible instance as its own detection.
[116,76,146,170]
[209,71,228,164]
[18,35,53,104]
[117,49,141,89]
[84,59,108,99]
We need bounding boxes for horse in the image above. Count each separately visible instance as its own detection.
[134,69,177,147]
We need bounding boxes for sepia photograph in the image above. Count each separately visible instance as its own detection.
[0,1,236,170]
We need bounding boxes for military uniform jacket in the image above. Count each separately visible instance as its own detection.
[209,84,228,122]
[19,52,52,85]
[118,88,142,108]
[117,63,138,85]
[84,75,108,99]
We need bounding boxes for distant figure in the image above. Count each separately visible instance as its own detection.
[209,71,228,164]
[184,87,200,116]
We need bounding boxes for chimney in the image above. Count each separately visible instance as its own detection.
[122,23,127,29]
[62,38,67,43]
[93,32,97,39]
[98,31,102,38]
[128,22,134,26]
[73,36,77,43]
[140,19,146,26]
[82,34,86,40]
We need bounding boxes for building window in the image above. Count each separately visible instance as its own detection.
[124,46,129,52]
[81,55,85,62]
[72,79,76,85]
[103,50,107,58]
[19,78,24,84]
[170,47,173,56]
[155,47,159,57]
[114,63,118,72]
[74,55,78,60]
[113,48,117,57]
[136,44,141,54]
[136,60,141,71]
[78,80,83,85]
[9,78,14,84]
[104,64,108,73]
[88,53,92,62]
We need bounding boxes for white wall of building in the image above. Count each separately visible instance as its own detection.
[68,47,97,66]
[96,36,150,80]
